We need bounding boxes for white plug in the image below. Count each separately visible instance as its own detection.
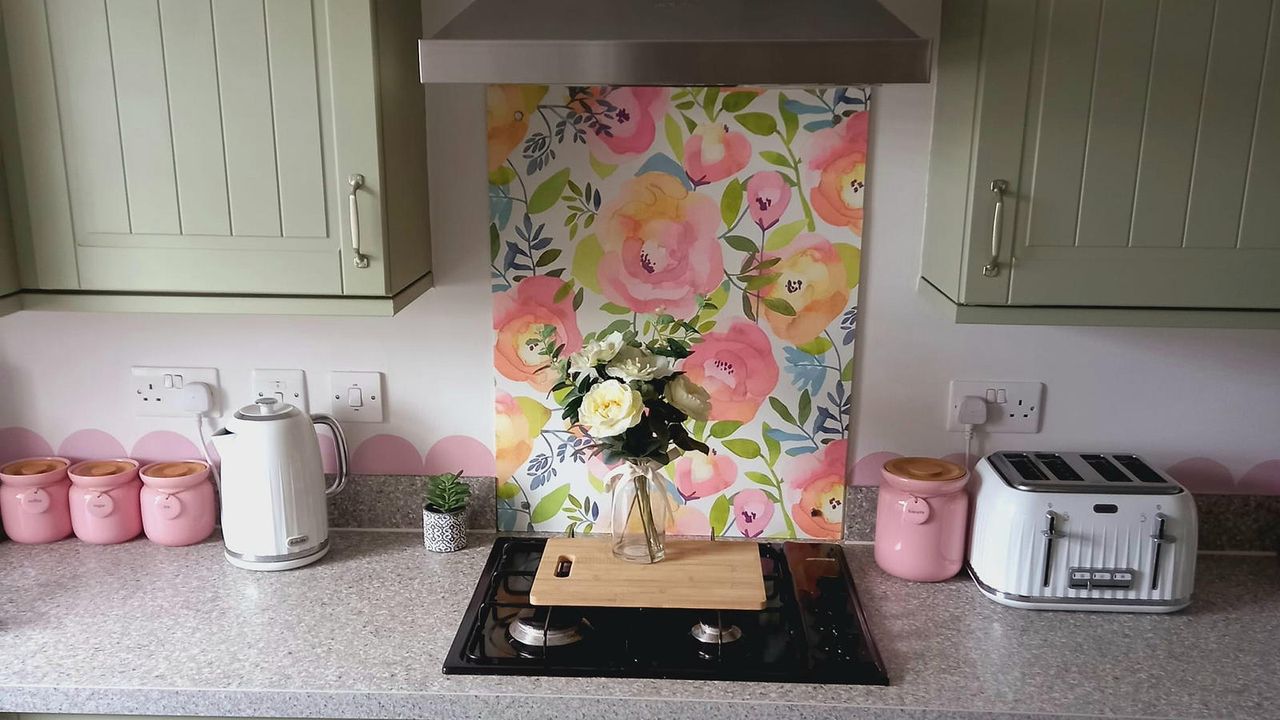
[178,381,214,416]
[957,395,989,427]
[957,395,988,470]
[179,381,221,485]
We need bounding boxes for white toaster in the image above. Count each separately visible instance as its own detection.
[968,452,1197,613]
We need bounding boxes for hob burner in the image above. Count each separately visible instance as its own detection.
[691,619,743,645]
[508,609,585,650]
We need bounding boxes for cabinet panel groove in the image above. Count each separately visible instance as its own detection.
[1183,0,1271,249]
[1128,0,1214,249]
[1076,0,1157,249]
[160,0,231,236]
[1238,1,1280,249]
[211,0,282,237]
[265,0,326,239]
[108,0,182,236]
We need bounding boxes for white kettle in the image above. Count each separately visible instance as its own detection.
[211,398,349,571]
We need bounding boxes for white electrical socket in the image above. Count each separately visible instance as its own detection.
[252,369,309,413]
[132,367,220,417]
[947,380,1044,433]
[329,371,384,422]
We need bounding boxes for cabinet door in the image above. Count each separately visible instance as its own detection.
[0,0,389,296]
[999,0,1280,309]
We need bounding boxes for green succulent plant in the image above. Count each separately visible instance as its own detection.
[425,470,470,514]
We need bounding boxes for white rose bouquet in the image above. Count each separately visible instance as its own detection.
[543,330,713,562]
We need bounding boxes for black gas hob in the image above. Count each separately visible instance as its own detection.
[441,538,888,685]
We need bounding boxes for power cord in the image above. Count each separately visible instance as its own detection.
[180,382,220,487]
[956,395,989,470]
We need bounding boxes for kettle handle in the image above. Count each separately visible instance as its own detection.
[312,414,349,497]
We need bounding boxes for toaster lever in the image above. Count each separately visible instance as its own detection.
[1149,512,1173,590]
[1040,511,1063,588]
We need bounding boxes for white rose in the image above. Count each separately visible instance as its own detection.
[665,374,711,421]
[579,379,645,438]
[605,346,675,383]
[568,332,624,377]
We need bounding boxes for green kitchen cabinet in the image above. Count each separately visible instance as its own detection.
[0,0,430,315]
[0,148,17,316]
[922,0,1280,327]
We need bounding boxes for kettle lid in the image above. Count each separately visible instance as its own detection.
[234,397,299,421]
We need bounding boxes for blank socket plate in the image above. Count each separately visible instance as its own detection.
[329,371,384,422]
[132,367,220,417]
[252,369,309,413]
[947,380,1044,433]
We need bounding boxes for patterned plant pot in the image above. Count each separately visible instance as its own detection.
[423,507,467,553]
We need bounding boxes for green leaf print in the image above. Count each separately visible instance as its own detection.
[531,484,572,524]
[721,91,757,113]
[709,494,731,537]
[528,168,571,214]
[720,178,744,228]
[763,297,797,316]
[664,114,684,162]
[723,439,762,459]
[764,219,806,251]
[709,420,743,438]
[735,112,778,136]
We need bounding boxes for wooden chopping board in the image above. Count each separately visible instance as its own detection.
[529,538,766,610]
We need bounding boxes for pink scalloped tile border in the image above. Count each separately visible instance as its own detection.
[0,426,1275,494]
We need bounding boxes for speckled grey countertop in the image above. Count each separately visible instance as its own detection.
[1,531,1277,720]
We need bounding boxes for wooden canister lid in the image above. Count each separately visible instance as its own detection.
[145,461,207,479]
[74,460,135,477]
[883,457,966,482]
[0,457,67,476]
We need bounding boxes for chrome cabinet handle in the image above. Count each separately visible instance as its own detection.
[348,174,369,269]
[983,179,1009,278]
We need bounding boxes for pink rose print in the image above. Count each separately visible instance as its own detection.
[788,439,847,539]
[596,172,723,315]
[494,392,534,482]
[746,171,791,230]
[683,320,779,423]
[493,276,583,392]
[806,112,868,234]
[733,489,775,538]
[669,505,712,536]
[759,233,849,345]
[683,123,752,187]
[673,451,737,501]
[581,87,668,165]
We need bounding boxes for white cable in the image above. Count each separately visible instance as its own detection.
[195,414,220,488]
[964,425,975,471]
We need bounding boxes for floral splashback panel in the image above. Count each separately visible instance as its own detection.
[490,86,868,540]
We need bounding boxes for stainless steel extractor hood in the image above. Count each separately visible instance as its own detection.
[418,0,931,86]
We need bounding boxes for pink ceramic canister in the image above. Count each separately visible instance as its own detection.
[0,457,74,544]
[874,457,970,582]
[139,461,216,547]
[67,459,143,544]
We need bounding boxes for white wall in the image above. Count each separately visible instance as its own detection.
[1,0,1277,493]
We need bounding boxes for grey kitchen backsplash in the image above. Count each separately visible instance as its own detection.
[327,475,1279,552]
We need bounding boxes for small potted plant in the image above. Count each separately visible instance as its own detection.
[423,470,471,553]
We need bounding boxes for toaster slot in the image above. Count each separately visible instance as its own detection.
[1112,455,1167,483]
[1034,454,1084,482]
[1082,454,1131,483]
[1004,454,1047,482]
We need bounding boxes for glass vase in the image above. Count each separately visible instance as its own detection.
[609,460,670,564]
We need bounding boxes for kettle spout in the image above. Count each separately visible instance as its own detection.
[210,427,234,455]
